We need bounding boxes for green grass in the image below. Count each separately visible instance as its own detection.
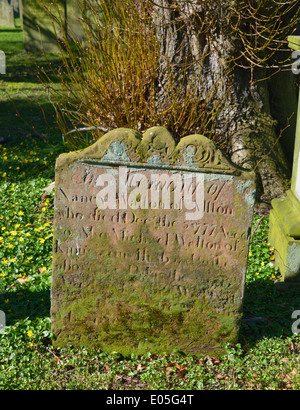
[0,25,300,391]
[0,27,62,143]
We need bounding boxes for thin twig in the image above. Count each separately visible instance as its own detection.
[250,215,265,242]
[63,126,112,138]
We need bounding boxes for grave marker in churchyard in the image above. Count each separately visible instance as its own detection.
[23,0,66,52]
[23,0,82,52]
[0,310,5,333]
[11,0,18,13]
[67,0,84,42]
[18,0,22,27]
[0,0,15,28]
[51,127,256,355]
[268,36,300,283]
[0,51,5,75]
[8,0,19,16]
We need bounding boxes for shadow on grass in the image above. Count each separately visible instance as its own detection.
[240,279,300,346]
[3,55,67,85]
[0,122,68,185]
[0,289,50,325]
[0,28,23,33]
[0,26,64,85]
[0,96,58,140]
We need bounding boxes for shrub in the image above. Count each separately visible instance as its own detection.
[41,0,223,149]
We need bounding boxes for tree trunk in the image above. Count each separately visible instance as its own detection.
[152,0,298,207]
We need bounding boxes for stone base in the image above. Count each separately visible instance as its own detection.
[269,190,300,282]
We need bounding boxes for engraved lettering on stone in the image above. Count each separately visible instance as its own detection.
[51,127,255,354]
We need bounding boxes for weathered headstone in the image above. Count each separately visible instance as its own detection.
[23,0,66,52]
[0,310,5,333]
[23,0,83,52]
[0,50,5,74]
[67,0,84,42]
[51,127,256,355]
[18,0,22,27]
[9,0,19,14]
[0,0,15,28]
[268,36,300,283]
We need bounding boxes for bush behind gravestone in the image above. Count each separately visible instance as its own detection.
[40,0,224,150]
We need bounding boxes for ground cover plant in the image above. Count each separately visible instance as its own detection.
[0,24,63,144]
[0,142,299,390]
[0,14,300,391]
[0,103,300,392]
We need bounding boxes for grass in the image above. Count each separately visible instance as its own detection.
[0,26,62,144]
[0,24,300,391]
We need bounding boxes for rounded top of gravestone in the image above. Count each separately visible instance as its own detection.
[56,127,252,177]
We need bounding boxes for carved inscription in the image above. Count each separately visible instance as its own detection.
[54,163,247,279]
[51,127,256,353]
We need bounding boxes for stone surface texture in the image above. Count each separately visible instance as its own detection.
[0,0,15,28]
[23,0,82,52]
[269,36,300,283]
[51,127,256,355]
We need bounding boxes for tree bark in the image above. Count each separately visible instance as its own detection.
[152,0,298,206]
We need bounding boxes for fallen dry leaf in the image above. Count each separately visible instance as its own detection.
[136,363,146,372]
[16,277,29,284]
[286,374,292,382]
[217,374,227,380]
[104,362,111,372]
[176,368,188,379]
[165,366,174,376]
[175,363,187,370]
[54,355,63,365]
[176,364,188,378]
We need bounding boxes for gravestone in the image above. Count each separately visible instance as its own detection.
[268,36,300,282]
[0,310,5,333]
[10,0,19,14]
[0,50,5,74]
[23,0,66,52]
[51,127,256,355]
[67,0,84,42]
[18,0,22,27]
[0,0,15,28]
[23,0,82,52]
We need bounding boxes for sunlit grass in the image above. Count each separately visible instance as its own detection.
[0,18,299,391]
[0,138,299,390]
